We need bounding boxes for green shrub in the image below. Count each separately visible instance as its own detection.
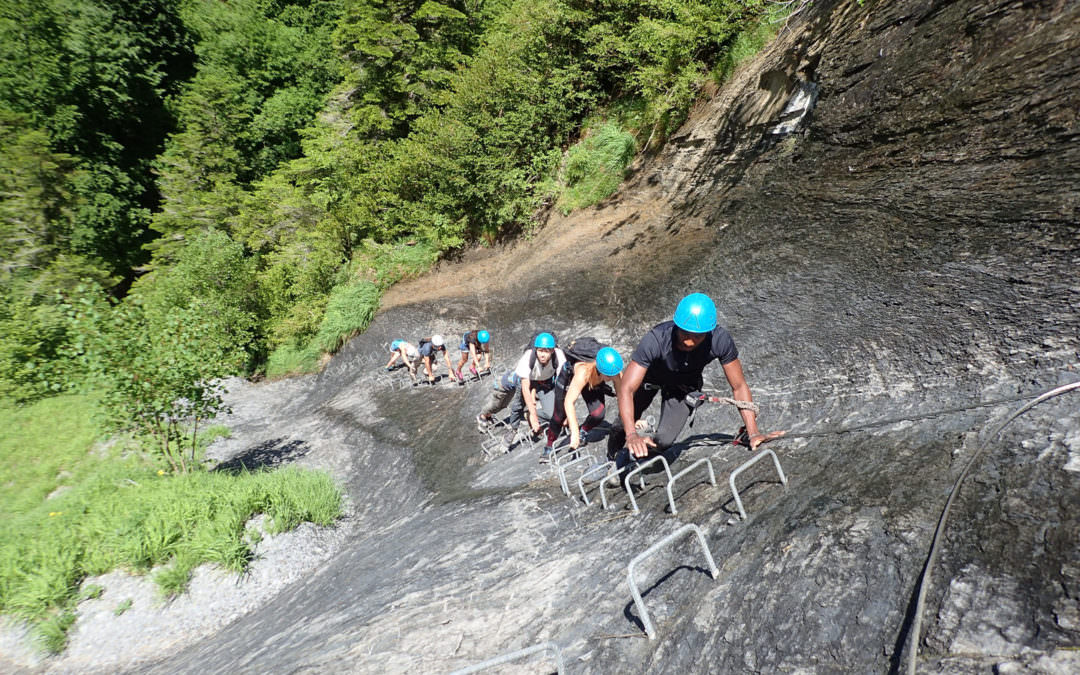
[557,121,637,214]
[0,461,343,651]
[313,281,380,354]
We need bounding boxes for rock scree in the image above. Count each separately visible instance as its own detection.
[6,0,1078,672]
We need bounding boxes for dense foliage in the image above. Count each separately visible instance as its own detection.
[2,0,779,396]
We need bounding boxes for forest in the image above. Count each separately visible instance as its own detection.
[2,0,780,402]
[0,0,784,650]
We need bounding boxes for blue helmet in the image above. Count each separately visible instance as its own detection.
[595,347,623,377]
[477,330,490,344]
[534,332,556,349]
[673,293,717,333]
[390,340,403,351]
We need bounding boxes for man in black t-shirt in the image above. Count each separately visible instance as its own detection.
[609,292,783,465]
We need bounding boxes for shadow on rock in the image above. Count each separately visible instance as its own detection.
[214,438,311,473]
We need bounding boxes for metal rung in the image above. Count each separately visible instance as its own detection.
[665,457,718,516]
[728,448,788,520]
[555,452,595,497]
[628,523,719,639]
[601,465,641,510]
[578,461,617,507]
[449,641,565,675]
[624,455,673,514]
[480,436,503,458]
[550,439,587,470]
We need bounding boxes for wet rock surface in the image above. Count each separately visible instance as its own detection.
[5,0,1078,672]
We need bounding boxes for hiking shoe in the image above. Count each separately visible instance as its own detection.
[538,446,553,464]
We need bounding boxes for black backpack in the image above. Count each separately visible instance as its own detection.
[562,337,606,365]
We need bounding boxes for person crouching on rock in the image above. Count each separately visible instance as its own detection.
[416,334,459,385]
[609,293,783,467]
[385,340,411,371]
[455,329,492,383]
[500,332,566,449]
[540,344,625,464]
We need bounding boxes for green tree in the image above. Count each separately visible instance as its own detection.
[75,296,248,473]
[148,0,343,263]
[0,0,195,280]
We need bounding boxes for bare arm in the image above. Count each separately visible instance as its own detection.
[617,361,655,458]
[564,364,588,448]
[521,377,540,433]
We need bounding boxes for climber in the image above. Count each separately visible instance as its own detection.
[384,340,413,371]
[416,334,459,385]
[539,341,624,464]
[609,292,784,467]
[455,329,492,383]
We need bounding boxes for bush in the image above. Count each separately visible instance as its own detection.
[557,121,638,214]
[71,291,248,473]
[0,460,343,652]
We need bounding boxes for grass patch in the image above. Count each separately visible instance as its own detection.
[712,5,789,85]
[312,281,381,354]
[265,241,439,377]
[0,393,104,517]
[265,341,323,377]
[556,121,638,215]
[0,395,344,653]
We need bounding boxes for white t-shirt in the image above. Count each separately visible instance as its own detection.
[514,348,566,382]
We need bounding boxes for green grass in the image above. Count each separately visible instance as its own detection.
[556,121,638,215]
[312,280,381,354]
[266,341,323,378]
[0,394,105,517]
[0,395,344,653]
[712,6,789,85]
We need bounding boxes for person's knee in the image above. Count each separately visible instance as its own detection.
[607,429,626,456]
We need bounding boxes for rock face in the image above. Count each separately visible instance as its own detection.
[63,0,1080,673]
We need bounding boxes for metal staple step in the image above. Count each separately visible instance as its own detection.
[449,641,565,675]
[728,448,788,520]
[664,456,718,516]
[627,523,720,639]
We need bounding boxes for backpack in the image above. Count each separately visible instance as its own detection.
[562,337,605,365]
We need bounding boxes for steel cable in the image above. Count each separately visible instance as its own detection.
[904,380,1080,675]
